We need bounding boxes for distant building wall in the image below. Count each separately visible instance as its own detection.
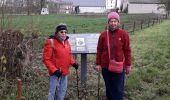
[106,0,116,9]
[59,3,73,13]
[106,0,122,10]
[128,4,166,14]
[79,6,106,13]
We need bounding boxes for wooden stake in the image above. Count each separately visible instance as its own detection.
[17,79,21,100]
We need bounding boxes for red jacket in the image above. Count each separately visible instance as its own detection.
[43,36,75,75]
[96,28,132,68]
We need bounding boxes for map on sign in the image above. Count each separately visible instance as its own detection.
[67,33,100,53]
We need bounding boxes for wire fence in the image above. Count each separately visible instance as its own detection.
[121,14,169,34]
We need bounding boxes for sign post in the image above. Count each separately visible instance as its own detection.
[68,33,100,87]
[80,53,87,87]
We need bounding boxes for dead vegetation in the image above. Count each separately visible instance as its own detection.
[0,29,38,79]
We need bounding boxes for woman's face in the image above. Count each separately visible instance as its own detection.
[58,30,67,39]
[108,18,119,29]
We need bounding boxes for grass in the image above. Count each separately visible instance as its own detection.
[125,19,170,100]
[10,14,106,35]
[2,13,160,36]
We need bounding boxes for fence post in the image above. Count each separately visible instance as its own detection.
[121,24,124,29]
[152,20,155,26]
[17,79,21,100]
[73,29,76,34]
[148,18,150,27]
[132,21,136,33]
[157,16,159,24]
[158,16,160,24]
[163,15,165,19]
[166,14,168,19]
[141,20,143,30]
[160,15,163,23]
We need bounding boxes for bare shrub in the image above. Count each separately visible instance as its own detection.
[0,29,38,79]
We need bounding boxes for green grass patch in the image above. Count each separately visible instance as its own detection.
[2,13,159,35]
[126,19,170,100]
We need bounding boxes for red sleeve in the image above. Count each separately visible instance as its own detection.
[70,54,75,65]
[69,45,75,65]
[43,39,57,73]
[123,31,132,66]
[96,32,104,65]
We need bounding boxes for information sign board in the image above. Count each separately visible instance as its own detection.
[68,33,100,53]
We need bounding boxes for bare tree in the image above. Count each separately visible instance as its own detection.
[159,0,170,11]
[115,0,117,8]
[26,0,31,15]
[40,0,45,12]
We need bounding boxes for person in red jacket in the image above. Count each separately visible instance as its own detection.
[95,12,132,100]
[43,24,79,100]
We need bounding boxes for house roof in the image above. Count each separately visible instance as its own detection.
[129,0,160,4]
[63,0,106,7]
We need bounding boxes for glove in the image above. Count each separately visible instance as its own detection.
[125,66,131,75]
[54,70,62,78]
[72,63,79,70]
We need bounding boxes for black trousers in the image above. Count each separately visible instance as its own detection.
[102,68,125,100]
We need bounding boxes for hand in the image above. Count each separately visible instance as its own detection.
[125,66,131,75]
[54,70,62,78]
[95,65,102,72]
[72,63,79,70]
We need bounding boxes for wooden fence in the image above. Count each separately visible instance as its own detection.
[121,14,169,34]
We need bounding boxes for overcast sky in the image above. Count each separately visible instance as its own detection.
[63,0,106,6]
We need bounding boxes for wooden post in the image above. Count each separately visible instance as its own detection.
[157,16,159,23]
[141,20,143,30]
[73,29,76,34]
[152,20,155,26]
[121,24,124,29]
[132,21,136,33]
[17,79,21,100]
[166,14,168,19]
[148,18,150,27]
[160,15,162,23]
[158,16,160,24]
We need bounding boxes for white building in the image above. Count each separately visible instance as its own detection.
[106,0,122,9]
[64,0,107,13]
[70,0,123,13]
[122,0,166,14]
[62,0,124,13]
[59,0,166,14]
[78,6,106,13]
